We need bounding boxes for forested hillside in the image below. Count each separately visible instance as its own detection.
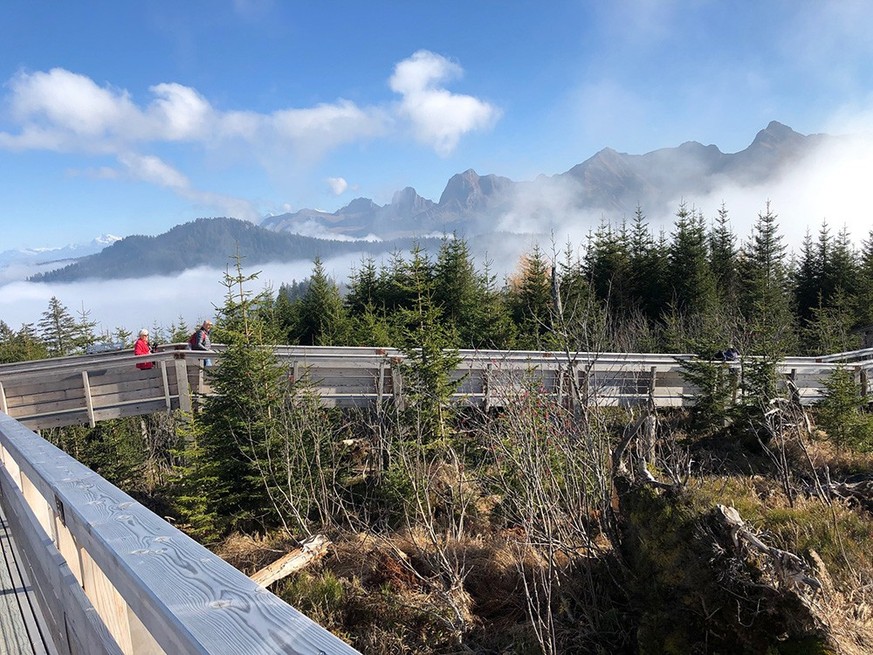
[27,217,435,282]
[3,201,873,653]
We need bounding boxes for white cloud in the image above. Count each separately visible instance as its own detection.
[327,177,348,195]
[267,100,388,157]
[148,83,213,140]
[0,57,499,222]
[118,152,190,189]
[0,252,384,335]
[390,50,500,155]
[1,58,498,161]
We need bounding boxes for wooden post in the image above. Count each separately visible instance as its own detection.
[376,361,386,405]
[173,357,191,413]
[648,366,657,408]
[0,380,7,414]
[390,358,404,410]
[730,367,739,405]
[789,368,800,405]
[555,364,564,407]
[160,361,171,411]
[82,371,96,427]
[861,367,869,398]
[484,363,493,411]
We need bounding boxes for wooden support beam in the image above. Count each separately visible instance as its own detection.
[0,380,7,415]
[159,361,171,411]
[789,368,800,405]
[730,367,740,404]
[649,366,657,406]
[377,361,385,399]
[173,358,191,413]
[82,371,95,427]
[391,358,404,410]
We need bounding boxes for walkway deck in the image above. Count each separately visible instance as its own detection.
[0,497,55,655]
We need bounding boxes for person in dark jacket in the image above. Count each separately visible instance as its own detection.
[188,320,214,366]
[190,320,213,351]
[714,346,739,362]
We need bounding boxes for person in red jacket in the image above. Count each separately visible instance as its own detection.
[134,328,154,369]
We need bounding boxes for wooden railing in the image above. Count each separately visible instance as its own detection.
[1,344,872,653]
[0,411,361,654]
[2,345,873,431]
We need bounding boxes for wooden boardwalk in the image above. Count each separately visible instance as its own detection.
[2,344,873,431]
[0,412,361,654]
[0,499,54,655]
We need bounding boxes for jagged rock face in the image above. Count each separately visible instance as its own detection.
[337,197,381,216]
[438,169,513,212]
[391,187,434,215]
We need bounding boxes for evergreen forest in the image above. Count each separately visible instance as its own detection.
[2,202,873,654]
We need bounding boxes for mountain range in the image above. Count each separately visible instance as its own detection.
[21,121,828,282]
[260,120,826,241]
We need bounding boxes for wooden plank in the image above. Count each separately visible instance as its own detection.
[160,362,171,411]
[174,358,191,413]
[1,467,123,655]
[0,501,53,655]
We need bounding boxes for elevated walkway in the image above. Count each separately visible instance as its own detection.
[2,345,873,431]
[0,412,360,654]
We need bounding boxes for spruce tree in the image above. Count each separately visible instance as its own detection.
[667,202,716,317]
[793,229,820,325]
[297,257,349,345]
[737,202,796,355]
[0,321,49,363]
[433,236,480,347]
[628,207,668,323]
[345,256,382,316]
[38,296,83,357]
[508,244,553,349]
[177,259,286,539]
[583,220,631,314]
[709,203,739,306]
[474,257,517,349]
[855,229,873,327]
[395,245,461,442]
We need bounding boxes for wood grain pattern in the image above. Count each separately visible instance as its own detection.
[0,413,361,654]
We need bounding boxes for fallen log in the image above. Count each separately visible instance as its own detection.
[715,504,821,595]
[823,479,873,512]
[250,534,331,588]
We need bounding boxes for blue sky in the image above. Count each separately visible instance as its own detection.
[2,1,873,252]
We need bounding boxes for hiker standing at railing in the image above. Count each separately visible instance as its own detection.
[188,320,214,367]
[134,328,155,370]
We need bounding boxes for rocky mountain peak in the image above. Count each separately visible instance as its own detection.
[337,197,381,215]
[748,120,803,151]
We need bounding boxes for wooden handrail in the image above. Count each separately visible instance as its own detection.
[1,346,870,431]
[0,412,360,654]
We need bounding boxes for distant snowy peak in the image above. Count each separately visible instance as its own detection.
[0,234,121,266]
[93,234,122,247]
